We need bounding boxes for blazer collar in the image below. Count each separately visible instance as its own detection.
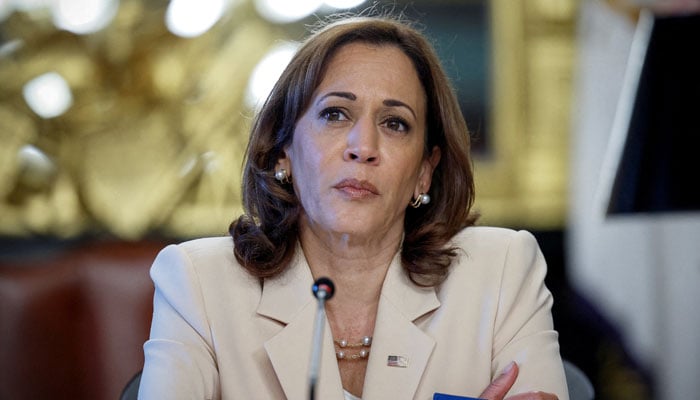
[362,254,441,399]
[256,247,313,324]
[257,248,344,399]
[257,246,441,400]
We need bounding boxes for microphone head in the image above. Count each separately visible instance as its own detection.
[312,277,335,300]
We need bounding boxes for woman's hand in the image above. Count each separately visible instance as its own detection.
[479,362,559,400]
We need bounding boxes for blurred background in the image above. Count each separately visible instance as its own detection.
[0,0,698,399]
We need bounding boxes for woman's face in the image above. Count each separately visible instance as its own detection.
[279,42,439,242]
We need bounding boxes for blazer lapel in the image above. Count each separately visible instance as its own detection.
[257,250,344,400]
[362,256,441,400]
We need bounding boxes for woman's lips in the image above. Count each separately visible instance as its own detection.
[333,178,379,199]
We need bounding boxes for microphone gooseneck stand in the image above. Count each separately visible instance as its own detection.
[309,277,335,400]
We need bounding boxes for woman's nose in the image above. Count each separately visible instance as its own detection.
[343,119,379,164]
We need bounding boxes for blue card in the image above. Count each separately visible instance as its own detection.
[433,393,483,400]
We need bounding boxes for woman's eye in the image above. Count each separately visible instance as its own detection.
[319,107,348,122]
[384,117,409,132]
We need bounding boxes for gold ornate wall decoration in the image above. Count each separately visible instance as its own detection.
[473,0,576,229]
[0,0,283,239]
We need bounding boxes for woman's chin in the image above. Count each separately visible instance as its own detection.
[301,205,404,243]
[326,222,403,247]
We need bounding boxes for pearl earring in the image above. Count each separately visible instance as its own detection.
[275,169,290,184]
[410,193,431,208]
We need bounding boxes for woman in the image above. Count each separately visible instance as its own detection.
[139,16,568,400]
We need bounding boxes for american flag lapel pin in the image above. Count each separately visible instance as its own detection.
[387,355,409,368]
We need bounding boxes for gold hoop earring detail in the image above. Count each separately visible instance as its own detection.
[410,193,431,208]
[275,169,290,184]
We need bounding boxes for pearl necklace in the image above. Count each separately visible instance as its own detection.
[334,336,372,361]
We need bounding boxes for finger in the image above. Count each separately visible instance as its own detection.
[479,361,519,400]
[505,391,559,400]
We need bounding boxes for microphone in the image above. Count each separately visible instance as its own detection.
[312,277,335,302]
[309,277,335,400]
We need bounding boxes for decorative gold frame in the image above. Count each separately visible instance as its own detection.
[473,0,576,229]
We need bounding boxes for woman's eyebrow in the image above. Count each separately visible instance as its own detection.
[383,99,416,119]
[317,91,356,104]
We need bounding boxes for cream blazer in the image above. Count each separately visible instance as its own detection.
[138,227,569,400]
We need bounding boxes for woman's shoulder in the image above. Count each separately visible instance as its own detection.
[148,236,265,343]
[176,235,236,260]
[441,226,544,291]
[451,226,537,248]
[448,226,540,267]
[152,235,254,284]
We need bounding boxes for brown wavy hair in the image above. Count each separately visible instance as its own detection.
[229,15,477,286]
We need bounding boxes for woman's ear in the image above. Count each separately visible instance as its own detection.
[428,146,441,171]
[275,149,291,175]
[417,146,441,193]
